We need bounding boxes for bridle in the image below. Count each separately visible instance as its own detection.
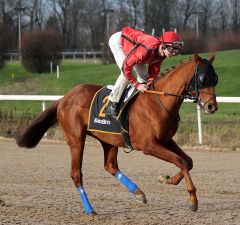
[147,61,218,121]
[185,61,218,108]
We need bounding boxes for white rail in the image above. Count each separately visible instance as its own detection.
[4,51,102,62]
[0,95,239,144]
[0,95,62,101]
[0,95,63,112]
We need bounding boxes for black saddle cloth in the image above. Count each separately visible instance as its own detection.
[88,85,139,149]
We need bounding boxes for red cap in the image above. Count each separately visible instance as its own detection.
[159,31,181,43]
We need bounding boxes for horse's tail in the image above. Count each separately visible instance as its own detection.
[15,101,59,148]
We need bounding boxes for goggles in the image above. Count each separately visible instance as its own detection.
[164,41,184,48]
[163,41,184,55]
[166,46,180,55]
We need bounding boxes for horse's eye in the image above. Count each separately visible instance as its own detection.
[198,73,209,84]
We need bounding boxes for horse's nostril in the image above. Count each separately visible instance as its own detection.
[208,104,213,110]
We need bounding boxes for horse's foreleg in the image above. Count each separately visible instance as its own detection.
[158,140,193,185]
[145,140,198,212]
[158,171,183,185]
[101,141,146,203]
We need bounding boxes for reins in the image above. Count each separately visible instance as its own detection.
[145,89,198,100]
[145,84,215,120]
[145,84,182,121]
[145,90,184,99]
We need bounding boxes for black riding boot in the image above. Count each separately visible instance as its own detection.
[105,101,119,117]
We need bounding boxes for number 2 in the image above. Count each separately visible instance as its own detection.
[99,96,109,117]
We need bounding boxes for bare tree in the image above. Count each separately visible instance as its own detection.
[143,0,177,35]
[116,0,130,30]
[68,0,84,48]
[51,0,71,48]
[1,0,239,51]
[0,0,15,25]
[29,0,38,30]
[23,0,44,30]
[0,0,6,24]
[143,0,149,31]
[218,0,228,34]
[131,0,140,28]
[180,0,197,30]
[90,0,107,48]
[198,0,214,35]
[143,0,164,34]
[35,0,47,29]
[230,0,239,34]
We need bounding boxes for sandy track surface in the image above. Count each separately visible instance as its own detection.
[0,139,240,225]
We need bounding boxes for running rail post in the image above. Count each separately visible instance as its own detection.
[196,104,202,144]
[42,101,46,112]
[42,101,47,137]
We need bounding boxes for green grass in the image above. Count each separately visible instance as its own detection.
[0,62,119,95]
[1,49,240,95]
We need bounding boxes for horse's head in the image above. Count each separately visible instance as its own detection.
[186,53,218,114]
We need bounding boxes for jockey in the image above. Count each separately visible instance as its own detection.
[105,26,184,117]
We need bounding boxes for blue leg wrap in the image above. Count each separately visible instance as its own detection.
[115,171,138,193]
[77,186,94,214]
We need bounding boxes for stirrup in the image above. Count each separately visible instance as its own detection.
[105,102,119,117]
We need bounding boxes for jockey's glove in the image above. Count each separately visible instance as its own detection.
[136,83,149,92]
[147,78,155,86]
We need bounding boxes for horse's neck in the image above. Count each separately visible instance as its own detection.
[154,60,195,113]
[157,60,195,93]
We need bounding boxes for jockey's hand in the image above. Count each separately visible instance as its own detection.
[147,78,155,86]
[137,83,149,92]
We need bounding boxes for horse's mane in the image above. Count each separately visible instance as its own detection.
[158,57,193,79]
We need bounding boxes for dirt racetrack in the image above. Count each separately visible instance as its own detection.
[0,139,240,225]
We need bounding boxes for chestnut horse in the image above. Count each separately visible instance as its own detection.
[16,53,218,215]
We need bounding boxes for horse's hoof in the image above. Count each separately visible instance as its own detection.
[157,174,170,184]
[134,188,147,203]
[92,211,98,216]
[188,201,198,212]
[135,193,147,204]
[84,210,98,216]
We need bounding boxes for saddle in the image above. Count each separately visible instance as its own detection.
[87,85,139,149]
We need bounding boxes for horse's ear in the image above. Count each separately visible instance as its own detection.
[209,52,215,64]
[194,53,202,63]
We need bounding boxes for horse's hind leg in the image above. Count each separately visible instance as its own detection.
[100,141,147,203]
[58,109,96,215]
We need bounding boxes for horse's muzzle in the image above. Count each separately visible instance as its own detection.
[201,102,218,114]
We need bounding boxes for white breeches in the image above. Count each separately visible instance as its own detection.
[108,32,148,103]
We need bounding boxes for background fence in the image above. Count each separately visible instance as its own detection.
[1,95,239,145]
[4,51,102,62]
